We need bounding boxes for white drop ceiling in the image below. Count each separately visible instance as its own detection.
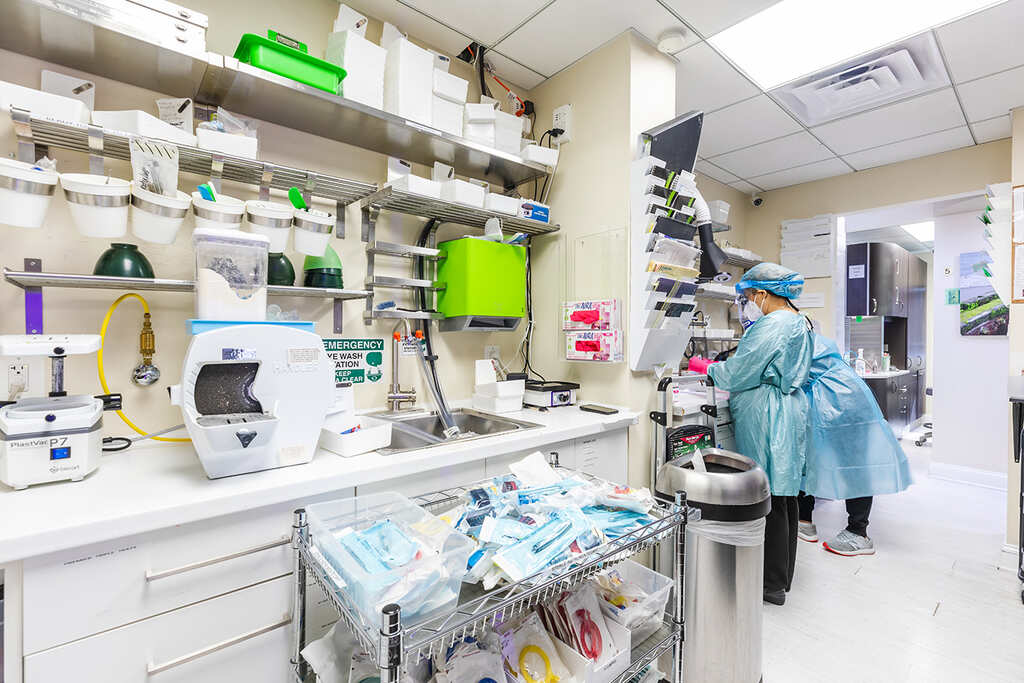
[348,0,1023,191]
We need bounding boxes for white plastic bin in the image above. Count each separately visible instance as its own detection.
[441,179,485,208]
[494,110,523,153]
[522,144,559,167]
[292,209,335,257]
[0,159,58,229]
[192,228,269,321]
[192,192,245,230]
[485,192,519,215]
[0,80,90,123]
[708,199,730,224]
[60,173,131,238]
[319,416,393,458]
[598,560,672,647]
[92,110,196,147]
[196,128,258,159]
[432,69,468,103]
[245,200,293,252]
[130,185,191,244]
[306,491,473,628]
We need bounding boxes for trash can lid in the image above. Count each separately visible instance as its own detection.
[655,448,771,522]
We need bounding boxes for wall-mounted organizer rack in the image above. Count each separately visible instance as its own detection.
[289,467,688,683]
[0,0,551,190]
[359,186,558,324]
[724,253,759,270]
[3,265,371,334]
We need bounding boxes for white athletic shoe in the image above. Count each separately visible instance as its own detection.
[798,521,818,543]
[823,529,875,556]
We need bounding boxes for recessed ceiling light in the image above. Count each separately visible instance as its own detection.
[903,221,935,242]
[710,0,1006,89]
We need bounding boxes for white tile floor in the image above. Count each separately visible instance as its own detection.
[763,443,1024,682]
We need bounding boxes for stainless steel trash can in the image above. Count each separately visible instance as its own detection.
[656,448,771,683]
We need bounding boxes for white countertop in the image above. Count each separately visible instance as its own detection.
[0,405,638,564]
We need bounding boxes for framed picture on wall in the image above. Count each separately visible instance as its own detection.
[960,250,1009,335]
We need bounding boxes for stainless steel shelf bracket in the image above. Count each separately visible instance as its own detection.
[209,153,225,193]
[258,163,275,202]
[335,199,346,239]
[12,107,44,163]
[87,124,105,175]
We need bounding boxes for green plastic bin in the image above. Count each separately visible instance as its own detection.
[234,32,347,94]
[436,238,526,319]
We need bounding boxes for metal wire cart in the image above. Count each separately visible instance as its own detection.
[289,469,689,682]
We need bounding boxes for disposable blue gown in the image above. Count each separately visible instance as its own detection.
[801,335,913,500]
[707,311,814,496]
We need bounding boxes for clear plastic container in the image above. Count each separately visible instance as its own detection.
[306,491,473,628]
[598,560,672,648]
[192,228,270,321]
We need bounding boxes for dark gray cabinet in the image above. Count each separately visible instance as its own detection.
[864,373,914,437]
[846,242,913,317]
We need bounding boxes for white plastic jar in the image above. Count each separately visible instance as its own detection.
[245,200,293,252]
[0,159,59,229]
[191,192,244,230]
[60,173,131,238]
[292,208,335,257]
[130,184,192,244]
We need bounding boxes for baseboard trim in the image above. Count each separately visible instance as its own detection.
[929,462,1008,491]
[1002,543,1018,556]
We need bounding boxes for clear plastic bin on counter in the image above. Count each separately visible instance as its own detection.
[306,491,473,628]
[192,228,269,321]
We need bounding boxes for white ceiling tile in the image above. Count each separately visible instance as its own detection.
[484,51,547,90]
[811,88,966,155]
[842,126,974,171]
[936,0,1024,84]
[698,95,802,157]
[970,115,1012,143]
[748,158,851,190]
[660,0,781,37]
[346,0,472,56]
[400,0,552,46]
[729,180,763,194]
[695,160,740,184]
[494,0,693,77]
[707,132,833,178]
[957,64,1024,122]
[675,42,759,115]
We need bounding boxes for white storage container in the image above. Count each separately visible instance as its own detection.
[306,492,473,628]
[484,192,520,216]
[384,38,433,125]
[192,228,269,321]
[432,69,468,103]
[441,179,485,208]
[494,110,523,153]
[92,110,196,147]
[130,185,191,244]
[196,128,258,159]
[389,173,441,199]
[292,208,335,257]
[472,393,523,414]
[319,416,393,458]
[60,173,131,238]
[464,121,495,145]
[0,159,58,229]
[522,143,559,167]
[708,199,730,224]
[327,30,386,110]
[474,379,525,398]
[245,200,293,252]
[465,103,497,123]
[0,80,90,123]
[191,192,244,230]
[431,96,464,137]
[597,560,672,648]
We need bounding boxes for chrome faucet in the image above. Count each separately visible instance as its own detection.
[386,320,417,412]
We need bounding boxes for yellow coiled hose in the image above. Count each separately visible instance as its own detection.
[98,293,190,443]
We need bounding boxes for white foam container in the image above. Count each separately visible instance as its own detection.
[245,200,293,252]
[319,416,393,458]
[484,192,520,216]
[191,192,245,230]
[0,80,90,123]
[130,185,191,244]
[292,208,335,256]
[0,159,59,229]
[196,128,258,159]
[92,110,196,147]
[60,173,131,238]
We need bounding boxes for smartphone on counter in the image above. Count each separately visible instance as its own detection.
[579,404,619,415]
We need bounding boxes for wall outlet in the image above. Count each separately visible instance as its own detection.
[3,357,44,400]
[552,103,572,145]
[484,345,501,362]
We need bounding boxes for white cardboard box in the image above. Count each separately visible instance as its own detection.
[384,38,433,125]
[92,110,196,147]
[432,69,468,103]
[431,96,464,137]
[196,128,258,159]
[441,179,485,208]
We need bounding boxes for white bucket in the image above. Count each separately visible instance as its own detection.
[292,209,335,257]
[245,200,293,252]
[191,192,245,230]
[130,185,192,244]
[60,173,131,238]
[0,159,59,229]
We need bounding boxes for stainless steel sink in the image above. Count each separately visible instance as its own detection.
[373,408,541,455]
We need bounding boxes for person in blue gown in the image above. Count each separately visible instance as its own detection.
[707,263,814,606]
[797,334,913,556]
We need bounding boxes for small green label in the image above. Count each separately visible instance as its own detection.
[856,315,863,322]
[945,288,961,305]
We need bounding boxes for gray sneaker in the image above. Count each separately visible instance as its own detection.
[823,529,875,556]
[798,521,818,542]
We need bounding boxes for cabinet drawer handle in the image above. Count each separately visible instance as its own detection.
[147,616,291,675]
[871,297,877,314]
[146,536,289,581]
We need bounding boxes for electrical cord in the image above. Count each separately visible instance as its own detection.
[101,436,132,452]
[519,244,547,382]
[99,293,190,443]
[415,219,445,395]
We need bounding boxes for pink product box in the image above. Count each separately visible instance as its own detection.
[566,330,624,362]
[562,299,620,330]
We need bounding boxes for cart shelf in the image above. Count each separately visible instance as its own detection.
[290,468,687,682]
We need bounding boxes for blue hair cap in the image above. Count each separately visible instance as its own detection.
[734,262,804,299]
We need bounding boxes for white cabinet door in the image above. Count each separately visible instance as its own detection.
[24,576,293,683]
[574,431,628,483]
[483,439,576,476]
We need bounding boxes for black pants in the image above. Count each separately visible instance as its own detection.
[764,495,798,594]
[797,492,873,538]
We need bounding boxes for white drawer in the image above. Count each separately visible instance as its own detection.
[23,489,350,654]
[24,575,292,683]
[356,461,485,498]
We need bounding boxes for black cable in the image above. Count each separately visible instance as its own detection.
[476,45,491,99]
[520,244,547,382]
[415,219,444,393]
[534,130,552,201]
[102,436,132,452]
[538,131,555,201]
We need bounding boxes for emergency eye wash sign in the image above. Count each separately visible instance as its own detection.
[323,338,385,384]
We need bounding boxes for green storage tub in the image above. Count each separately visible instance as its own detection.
[234,32,347,94]
[436,238,526,323]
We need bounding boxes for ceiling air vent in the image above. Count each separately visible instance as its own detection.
[771,32,950,127]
